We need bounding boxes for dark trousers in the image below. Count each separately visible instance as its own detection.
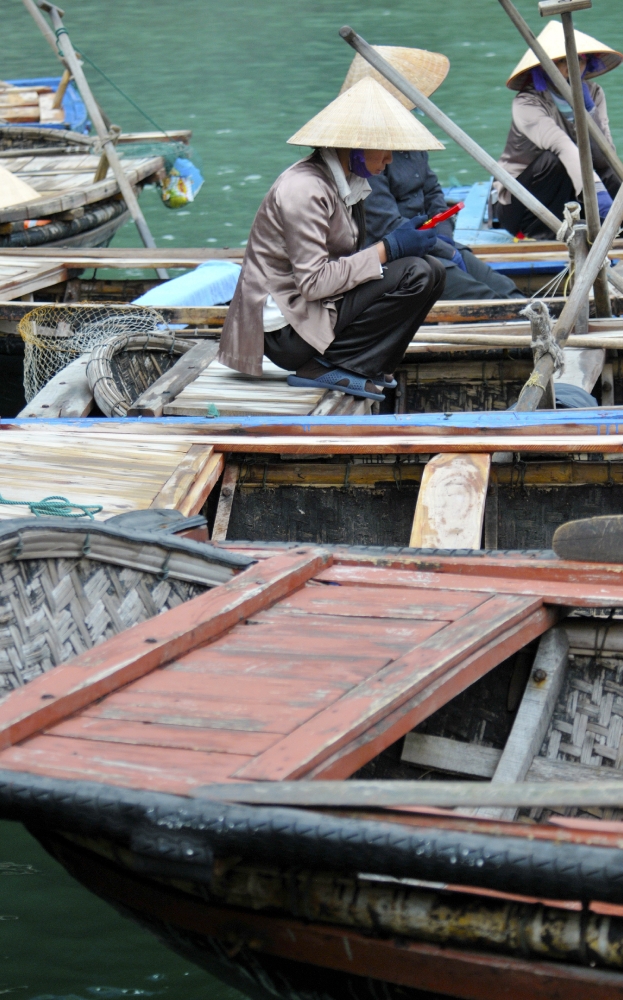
[443,248,524,300]
[497,149,622,239]
[264,255,446,379]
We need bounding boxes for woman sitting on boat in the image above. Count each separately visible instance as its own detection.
[495,20,622,239]
[218,79,446,402]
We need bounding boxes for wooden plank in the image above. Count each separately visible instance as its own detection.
[170,649,389,684]
[86,691,329,734]
[475,626,569,821]
[402,731,500,777]
[319,564,623,609]
[401,731,623,784]
[178,452,224,517]
[194,771,623,809]
[410,453,491,549]
[0,262,66,301]
[0,733,251,793]
[553,348,605,392]
[148,444,213,510]
[172,433,623,454]
[17,354,93,418]
[48,716,278,755]
[127,340,220,417]
[235,593,544,780]
[0,547,330,751]
[211,462,238,542]
[214,613,447,659]
[277,583,488,621]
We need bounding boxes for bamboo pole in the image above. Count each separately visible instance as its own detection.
[496,0,623,182]
[559,10,611,316]
[516,180,623,410]
[339,25,562,236]
[23,0,168,281]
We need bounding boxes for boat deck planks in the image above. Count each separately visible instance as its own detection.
[0,547,576,795]
[0,259,67,300]
[0,425,220,519]
[164,358,325,417]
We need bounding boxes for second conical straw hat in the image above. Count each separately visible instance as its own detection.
[340,46,449,110]
[287,77,444,151]
[507,19,622,90]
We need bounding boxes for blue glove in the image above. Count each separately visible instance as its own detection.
[383,225,437,262]
[451,249,467,271]
[406,214,428,229]
[597,188,613,221]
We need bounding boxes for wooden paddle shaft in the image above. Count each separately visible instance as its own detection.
[516,181,623,410]
[339,25,562,236]
[28,2,167,281]
[560,10,611,317]
[496,0,623,183]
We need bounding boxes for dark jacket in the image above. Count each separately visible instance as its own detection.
[365,151,453,245]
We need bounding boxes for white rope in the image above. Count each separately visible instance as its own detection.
[520,301,564,375]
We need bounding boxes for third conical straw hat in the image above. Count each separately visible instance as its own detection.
[507,19,622,90]
[287,77,444,151]
[340,45,449,110]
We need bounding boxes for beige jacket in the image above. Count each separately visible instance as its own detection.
[218,153,382,376]
[496,81,613,205]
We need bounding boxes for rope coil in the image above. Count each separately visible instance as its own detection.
[0,494,102,519]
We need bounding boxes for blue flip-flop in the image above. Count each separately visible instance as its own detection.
[287,366,385,402]
[315,356,396,390]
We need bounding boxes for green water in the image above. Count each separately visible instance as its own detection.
[1,0,623,994]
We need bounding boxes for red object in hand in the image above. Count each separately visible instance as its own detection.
[418,201,465,230]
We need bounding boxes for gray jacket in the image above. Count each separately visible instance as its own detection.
[364,151,453,244]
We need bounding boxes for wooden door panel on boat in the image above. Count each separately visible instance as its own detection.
[0,548,569,794]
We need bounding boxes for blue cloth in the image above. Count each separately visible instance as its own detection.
[597,188,613,220]
[133,260,241,308]
[365,151,453,244]
[451,249,467,271]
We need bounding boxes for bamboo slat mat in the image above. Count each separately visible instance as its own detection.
[164,358,325,417]
[0,426,211,520]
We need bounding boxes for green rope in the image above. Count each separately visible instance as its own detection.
[0,494,102,519]
[78,50,170,137]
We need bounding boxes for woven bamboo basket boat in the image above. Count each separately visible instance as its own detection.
[0,516,250,693]
[87,330,195,416]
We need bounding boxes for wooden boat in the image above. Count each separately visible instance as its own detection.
[0,125,173,249]
[2,538,623,998]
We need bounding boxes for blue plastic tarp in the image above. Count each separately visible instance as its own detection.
[133,259,241,308]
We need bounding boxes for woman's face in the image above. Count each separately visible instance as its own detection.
[363,149,393,174]
[554,55,587,80]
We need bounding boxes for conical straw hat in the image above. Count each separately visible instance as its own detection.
[0,166,40,210]
[340,46,449,110]
[287,77,444,151]
[507,19,622,90]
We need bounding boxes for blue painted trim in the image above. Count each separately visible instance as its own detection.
[489,260,567,276]
[8,409,623,433]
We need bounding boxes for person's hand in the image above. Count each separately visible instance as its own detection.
[597,188,613,221]
[383,225,437,262]
[406,214,428,230]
